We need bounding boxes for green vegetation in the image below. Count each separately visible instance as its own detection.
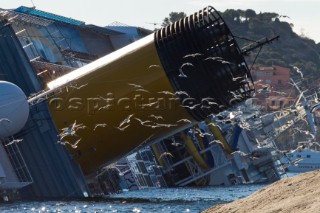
[161,12,187,27]
[220,9,320,80]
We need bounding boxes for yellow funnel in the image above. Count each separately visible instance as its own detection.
[47,6,254,174]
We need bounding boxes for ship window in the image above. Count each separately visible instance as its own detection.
[307,155,311,158]
[297,154,301,158]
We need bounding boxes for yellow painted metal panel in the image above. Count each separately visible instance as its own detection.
[180,132,210,171]
[206,120,233,154]
[49,39,193,174]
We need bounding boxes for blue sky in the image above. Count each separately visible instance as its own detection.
[2,0,320,43]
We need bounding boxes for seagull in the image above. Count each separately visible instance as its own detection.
[0,118,11,123]
[201,99,219,106]
[203,56,223,61]
[148,165,163,170]
[229,91,243,99]
[229,97,242,105]
[304,131,315,139]
[176,118,192,123]
[170,136,183,147]
[134,117,153,126]
[257,85,271,93]
[239,121,251,131]
[178,68,188,78]
[159,152,174,159]
[217,59,233,64]
[279,15,291,19]
[175,91,190,97]
[59,138,82,149]
[230,72,245,82]
[98,104,111,111]
[70,83,88,90]
[37,69,48,76]
[232,76,244,81]
[93,123,108,131]
[148,114,164,120]
[201,97,217,103]
[57,138,81,149]
[118,114,134,128]
[142,124,161,129]
[98,95,113,102]
[292,66,304,79]
[5,139,23,146]
[194,128,212,137]
[199,132,213,137]
[59,120,85,139]
[115,124,130,131]
[135,88,151,93]
[180,62,194,69]
[183,53,203,58]
[71,138,82,148]
[273,91,287,95]
[155,123,177,128]
[314,93,319,103]
[128,83,144,89]
[157,91,175,96]
[139,101,158,107]
[207,122,218,127]
[209,140,224,145]
[204,56,232,64]
[182,103,201,110]
[146,64,161,71]
[171,141,183,147]
[178,62,194,78]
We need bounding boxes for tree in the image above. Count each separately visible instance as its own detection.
[245,9,256,19]
[162,12,187,27]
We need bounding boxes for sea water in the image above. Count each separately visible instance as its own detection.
[0,184,267,213]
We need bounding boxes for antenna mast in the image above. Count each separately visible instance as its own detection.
[30,0,36,8]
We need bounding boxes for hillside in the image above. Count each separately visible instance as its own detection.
[220,9,320,84]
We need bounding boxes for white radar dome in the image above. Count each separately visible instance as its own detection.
[0,81,29,138]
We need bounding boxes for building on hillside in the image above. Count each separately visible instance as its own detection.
[250,65,297,112]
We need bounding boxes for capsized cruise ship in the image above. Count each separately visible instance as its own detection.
[0,5,283,200]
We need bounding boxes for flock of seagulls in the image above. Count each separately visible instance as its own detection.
[176,53,236,79]
[5,49,316,173]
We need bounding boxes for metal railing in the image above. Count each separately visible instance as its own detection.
[2,138,33,186]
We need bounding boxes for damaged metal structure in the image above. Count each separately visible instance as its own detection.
[0,6,284,200]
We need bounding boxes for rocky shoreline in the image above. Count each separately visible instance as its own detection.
[202,170,320,213]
